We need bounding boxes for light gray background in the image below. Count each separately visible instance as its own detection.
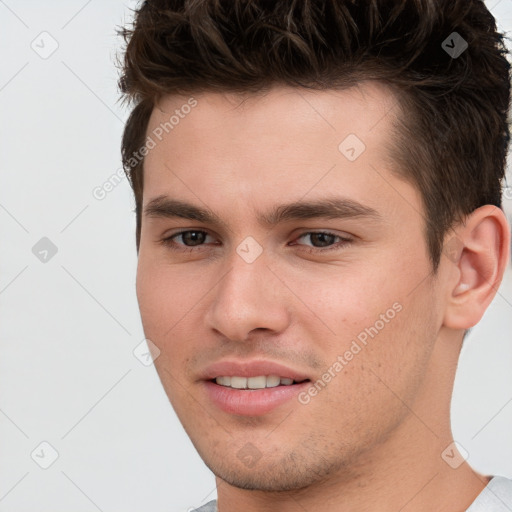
[1,1,511,511]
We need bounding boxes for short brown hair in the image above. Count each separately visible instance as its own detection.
[118,0,511,270]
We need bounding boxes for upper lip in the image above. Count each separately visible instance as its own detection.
[199,360,311,382]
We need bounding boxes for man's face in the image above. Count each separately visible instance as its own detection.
[137,83,446,491]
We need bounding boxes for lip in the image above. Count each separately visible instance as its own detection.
[199,359,311,416]
[203,380,311,416]
[199,359,310,382]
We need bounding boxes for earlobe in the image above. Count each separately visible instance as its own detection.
[443,205,510,330]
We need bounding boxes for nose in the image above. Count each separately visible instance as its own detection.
[204,250,291,343]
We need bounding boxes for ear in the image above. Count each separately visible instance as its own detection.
[442,205,510,329]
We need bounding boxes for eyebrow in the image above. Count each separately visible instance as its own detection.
[143,195,382,229]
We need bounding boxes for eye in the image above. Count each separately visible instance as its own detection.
[159,229,353,254]
[160,230,216,252]
[292,231,353,253]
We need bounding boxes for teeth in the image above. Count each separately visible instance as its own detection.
[247,376,266,389]
[214,375,297,389]
[230,376,247,389]
[266,375,281,388]
[216,376,231,387]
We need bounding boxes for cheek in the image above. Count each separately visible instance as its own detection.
[305,264,404,342]
[136,260,184,357]
[136,256,203,330]
[310,257,437,396]
[136,260,166,333]
[302,300,436,449]
[135,257,218,382]
[136,261,201,411]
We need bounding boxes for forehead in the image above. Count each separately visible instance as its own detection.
[142,82,419,226]
[147,81,400,154]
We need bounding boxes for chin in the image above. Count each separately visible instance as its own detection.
[200,448,344,492]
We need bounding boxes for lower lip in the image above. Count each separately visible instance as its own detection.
[203,380,311,416]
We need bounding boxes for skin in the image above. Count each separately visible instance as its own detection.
[136,82,510,512]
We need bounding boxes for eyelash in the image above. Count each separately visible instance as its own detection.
[159,230,353,254]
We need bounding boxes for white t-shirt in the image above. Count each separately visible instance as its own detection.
[466,476,512,511]
[191,475,512,512]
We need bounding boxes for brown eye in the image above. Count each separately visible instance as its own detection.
[305,232,337,248]
[160,230,215,251]
[294,231,353,252]
[176,231,208,246]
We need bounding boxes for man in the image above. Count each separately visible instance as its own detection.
[118,0,512,510]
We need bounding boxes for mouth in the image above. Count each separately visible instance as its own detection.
[200,361,312,416]
[212,375,309,389]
